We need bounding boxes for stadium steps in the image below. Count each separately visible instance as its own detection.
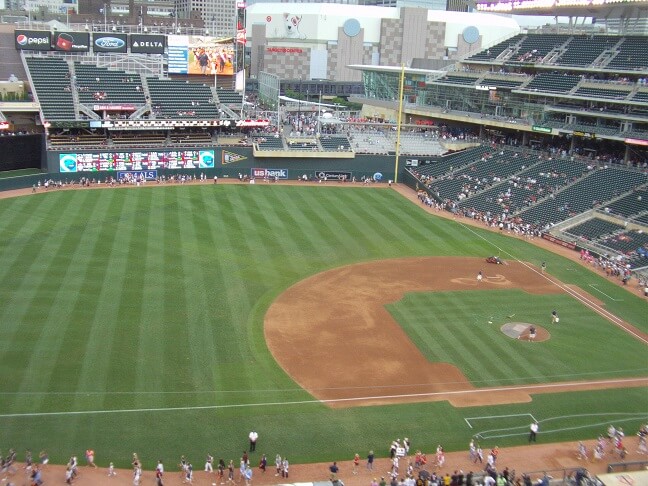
[23,55,76,121]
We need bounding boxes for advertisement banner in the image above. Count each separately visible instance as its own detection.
[59,153,78,173]
[251,168,288,179]
[117,170,158,181]
[14,30,51,51]
[93,33,127,53]
[314,170,351,181]
[130,34,166,54]
[53,31,90,52]
[198,150,215,168]
[168,35,189,74]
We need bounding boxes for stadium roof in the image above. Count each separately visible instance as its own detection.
[476,0,648,18]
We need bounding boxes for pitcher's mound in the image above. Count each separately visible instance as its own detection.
[501,322,550,342]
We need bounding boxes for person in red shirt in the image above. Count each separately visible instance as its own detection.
[85,449,97,468]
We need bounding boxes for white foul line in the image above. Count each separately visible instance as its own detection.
[0,377,645,419]
[588,284,624,302]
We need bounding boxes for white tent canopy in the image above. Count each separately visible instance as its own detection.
[279,95,340,108]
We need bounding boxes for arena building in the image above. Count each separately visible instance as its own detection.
[246,3,520,81]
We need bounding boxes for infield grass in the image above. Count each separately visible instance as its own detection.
[0,184,646,467]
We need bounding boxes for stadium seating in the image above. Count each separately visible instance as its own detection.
[601,189,648,220]
[215,89,243,106]
[556,36,619,67]
[517,167,648,228]
[147,79,219,119]
[319,135,352,151]
[426,150,531,201]
[573,86,631,100]
[457,157,590,217]
[522,73,581,93]
[255,136,284,150]
[606,36,648,70]
[111,132,167,146]
[506,34,570,64]
[171,131,213,145]
[74,63,146,107]
[598,230,648,259]
[25,57,76,121]
[480,77,525,88]
[633,91,648,102]
[287,139,318,151]
[564,218,625,240]
[467,34,524,61]
[410,146,490,183]
[348,129,393,155]
[438,75,479,86]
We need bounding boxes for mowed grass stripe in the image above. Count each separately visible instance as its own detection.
[160,188,194,394]
[387,293,522,385]
[197,187,252,372]
[333,189,414,256]
[11,191,104,413]
[0,195,45,245]
[101,190,151,404]
[177,188,223,396]
[287,188,370,262]
[69,191,145,410]
[132,189,172,406]
[253,186,325,268]
[361,189,444,254]
[239,186,301,280]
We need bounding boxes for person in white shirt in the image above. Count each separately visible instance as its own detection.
[248,431,258,452]
[529,421,539,442]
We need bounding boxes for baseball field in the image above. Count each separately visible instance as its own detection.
[0,183,646,468]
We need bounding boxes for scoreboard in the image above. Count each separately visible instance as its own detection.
[59,150,215,172]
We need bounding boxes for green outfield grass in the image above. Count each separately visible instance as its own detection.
[387,289,648,386]
[0,184,646,468]
[0,168,42,179]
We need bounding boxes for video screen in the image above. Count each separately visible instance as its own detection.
[59,150,215,172]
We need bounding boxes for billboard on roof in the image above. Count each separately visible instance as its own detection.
[53,32,90,52]
[130,34,166,54]
[14,30,51,51]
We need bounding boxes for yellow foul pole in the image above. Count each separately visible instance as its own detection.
[393,63,406,184]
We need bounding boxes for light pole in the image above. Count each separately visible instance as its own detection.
[317,90,322,136]
[102,3,107,31]
[297,77,302,134]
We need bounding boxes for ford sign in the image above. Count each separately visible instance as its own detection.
[95,37,125,49]
[93,34,127,52]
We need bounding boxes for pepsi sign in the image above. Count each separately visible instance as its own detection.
[93,33,127,53]
[15,30,51,51]
[130,34,166,54]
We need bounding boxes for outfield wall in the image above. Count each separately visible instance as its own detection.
[0,134,45,172]
[41,147,399,183]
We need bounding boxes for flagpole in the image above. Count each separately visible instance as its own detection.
[394,63,405,184]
